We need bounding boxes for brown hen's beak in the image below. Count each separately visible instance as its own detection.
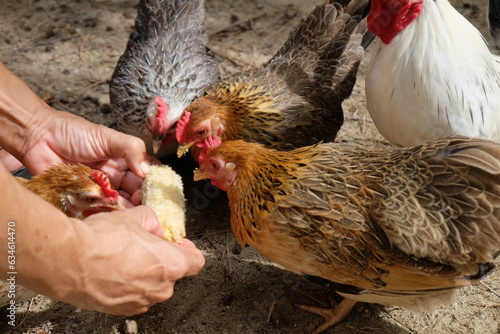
[152,139,162,155]
[193,168,210,181]
[177,141,195,158]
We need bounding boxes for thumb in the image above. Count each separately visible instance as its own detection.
[126,205,165,239]
[103,128,151,178]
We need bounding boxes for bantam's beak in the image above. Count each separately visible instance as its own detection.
[152,139,162,155]
[177,141,195,158]
[193,168,210,181]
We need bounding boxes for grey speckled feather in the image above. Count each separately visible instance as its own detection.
[110,0,219,157]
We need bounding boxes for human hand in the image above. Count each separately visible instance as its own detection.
[17,109,161,203]
[20,109,156,175]
[56,206,205,315]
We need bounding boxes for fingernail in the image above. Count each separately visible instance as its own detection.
[140,161,150,175]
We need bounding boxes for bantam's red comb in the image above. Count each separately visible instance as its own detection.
[198,135,222,165]
[91,170,119,200]
[175,111,191,144]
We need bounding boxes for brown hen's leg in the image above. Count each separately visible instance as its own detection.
[296,297,357,334]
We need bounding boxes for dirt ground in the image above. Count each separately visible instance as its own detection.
[0,0,499,333]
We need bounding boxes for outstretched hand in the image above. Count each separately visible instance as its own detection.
[18,110,160,203]
[65,206,206,315]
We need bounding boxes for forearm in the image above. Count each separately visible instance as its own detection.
[0,62,55,159]
[0,164,83,300]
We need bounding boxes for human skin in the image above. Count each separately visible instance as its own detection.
[0,61,205,315]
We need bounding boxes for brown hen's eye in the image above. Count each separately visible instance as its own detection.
[198,129,206,135]
[86,198,96,203]
[211,161,218,170]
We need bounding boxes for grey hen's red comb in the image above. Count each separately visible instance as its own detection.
[91,170,119,200]
[175,111,191,144]
[198,135,222,165]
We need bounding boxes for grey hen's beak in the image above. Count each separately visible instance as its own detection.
[152,139,162,155]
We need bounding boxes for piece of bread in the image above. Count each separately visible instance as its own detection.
[142,165,186,243]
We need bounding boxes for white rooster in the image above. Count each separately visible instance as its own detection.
[365,0,500,147]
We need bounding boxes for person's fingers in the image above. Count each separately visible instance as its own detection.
[130,205,164,238]
[117,193,135,208]
[103,129,151,178]
[95,158,128,186]
[130,188,142,206]
[172,240,206,277]
[178,238,198,248]
[119,170,144,195]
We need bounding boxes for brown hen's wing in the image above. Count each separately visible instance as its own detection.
[210,0,370,149]
[258,137,499,280]
[374,136,500,272]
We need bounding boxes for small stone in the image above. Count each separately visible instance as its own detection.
[255,2,264,9]
[124,319,139,334]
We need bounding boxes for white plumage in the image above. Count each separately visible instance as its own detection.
[366,0,500,147]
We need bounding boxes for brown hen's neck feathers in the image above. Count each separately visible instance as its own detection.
[221,143,299,246]
[196,82,281,140]
[18,164,100,214]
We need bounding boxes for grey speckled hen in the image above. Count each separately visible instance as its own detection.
[110,0,219,157]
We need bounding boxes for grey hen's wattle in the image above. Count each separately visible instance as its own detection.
[110,0,219,157]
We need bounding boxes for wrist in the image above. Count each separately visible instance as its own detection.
[0,166,86,301]
[0,62,58,159]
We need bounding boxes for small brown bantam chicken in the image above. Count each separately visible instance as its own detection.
[194,135,500,333]
[176,0,372,158]
[110,0,219,157]
[1,163,125,308]
[17,163,125,218]
[1,163,187,308]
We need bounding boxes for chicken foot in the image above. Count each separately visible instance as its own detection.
[296,297,357,334]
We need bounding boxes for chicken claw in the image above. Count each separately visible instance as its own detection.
[296,297,357,334]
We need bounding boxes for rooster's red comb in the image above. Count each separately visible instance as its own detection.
[91,170,119,200]
[175,111,191,144]
[198,135,222,165]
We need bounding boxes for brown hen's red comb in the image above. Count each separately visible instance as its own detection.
[91,170,119,200]
[175,111,191,144]
[198,135,222,165]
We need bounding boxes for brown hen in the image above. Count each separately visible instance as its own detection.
[194,136,500,333]
[1,163,125,308]
[17,163,124,219]
[176,0,372,158]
